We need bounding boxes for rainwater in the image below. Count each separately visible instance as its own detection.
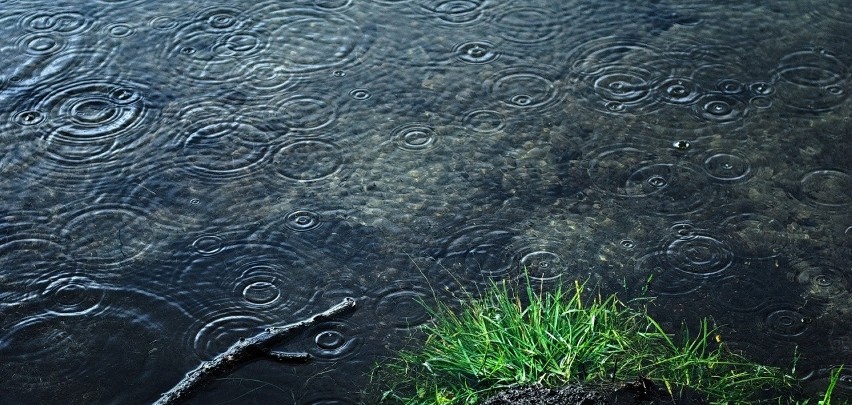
[0,0,850,403]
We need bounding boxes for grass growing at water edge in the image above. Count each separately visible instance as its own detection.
[376,276,795,404]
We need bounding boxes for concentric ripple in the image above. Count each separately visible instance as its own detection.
[272,139,343,182]
[164,6,267,85]
[304,320,363,362]
[420,0,486,25]
[40,274,106,316]
[720,213,788,259]
[486,66,560,109]
[654,77,703,105]
[796,169,852,209]
[0,292,187,404]
[253,6,371,74]
[180,120,271,180]
[774,48,850,113]
[373,280,431,330]
[19,10,93,35]
[59,204,157,267]
[703,152,752,183]
[16,32,67,55]
[390,123,438,151]
[462,109,505,133]
[692,92,748,123]
[665,234,733,277]
[272,94,336,133]
[515,248,567,282]
[188,310,271,360]
[284,209,323,232]
[453,40,499,64]
[493,7,560,44]
[28,79,153,168]
[567,37,664,115]
[760,304,811,338]
[588,146,711,216]
[176,242,315,315]
[795,264,849,300]
[434,224,516,279]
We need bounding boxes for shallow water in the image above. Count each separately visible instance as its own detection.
[0,0,850,403]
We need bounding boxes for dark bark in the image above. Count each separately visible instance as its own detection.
[154,297,357,405]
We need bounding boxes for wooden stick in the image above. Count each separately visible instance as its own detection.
[154,297,357,405]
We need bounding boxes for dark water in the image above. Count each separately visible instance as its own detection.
[1,0,850,403]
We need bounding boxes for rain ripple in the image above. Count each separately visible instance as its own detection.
[173,241,318,317]
[664,233,733,277]
[720,213,789,260]
[492,6,562,44]
[431,223,517,280]
[567,37,664,115]
[794,169,852,210]
[372,279,431,330]
[0,238,71,310]
[774,48,850,113]
[272,139,345,183]
[420,0,488,25]
[163,6,270,87]
[58,202,159,268]
[0,290,188,404]
[6,79,160,191]
[794,263,849,301]
[587,145,712,216]
[250,4,373,75]
[486,66,561,110]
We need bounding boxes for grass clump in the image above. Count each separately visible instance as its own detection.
[377,277,795,404]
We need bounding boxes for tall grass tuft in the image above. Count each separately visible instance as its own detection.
[376,276,795,404]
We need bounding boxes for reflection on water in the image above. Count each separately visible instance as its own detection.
[1,0,850,402]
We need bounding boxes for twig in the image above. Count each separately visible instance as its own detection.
[154,297,357,405]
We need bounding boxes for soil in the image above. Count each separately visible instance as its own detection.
[480,378,709,405]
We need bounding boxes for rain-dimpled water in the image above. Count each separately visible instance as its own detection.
[1,0,851,403]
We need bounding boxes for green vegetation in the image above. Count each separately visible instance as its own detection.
[376,276,798,404]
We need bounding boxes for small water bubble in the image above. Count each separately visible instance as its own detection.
[605,101,625,111]
[670,223,695,237]
[180,47,196,55]
[108,87,140,104]
[13,110,45,126]
[706,100,732,115]
[673,140,690,150]
[656,77,701,104]
[190,198,201,205]
[332,70,346,77]
[454,41,499,64]
[647,175,667,188]
[668,84,688,97]
[827,86,844,95]
[620,239,635,249]
[749,81,774,95]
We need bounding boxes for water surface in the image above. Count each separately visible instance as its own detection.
[1,0,850,403]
